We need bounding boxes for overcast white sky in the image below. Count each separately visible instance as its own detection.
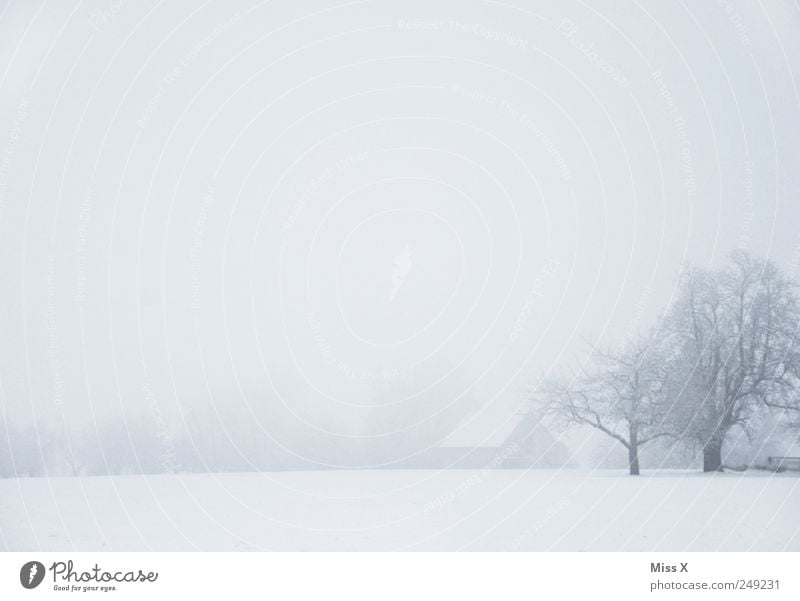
[1,0,799,456]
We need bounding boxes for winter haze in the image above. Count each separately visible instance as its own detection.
[0,0,799,551]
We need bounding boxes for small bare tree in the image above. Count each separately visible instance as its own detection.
[537,333,675,475]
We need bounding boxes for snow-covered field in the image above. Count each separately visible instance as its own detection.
[1,469,798,551]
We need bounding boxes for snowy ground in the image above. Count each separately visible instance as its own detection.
[1,469,798,551]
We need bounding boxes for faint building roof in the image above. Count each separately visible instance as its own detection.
[438,409,525,448]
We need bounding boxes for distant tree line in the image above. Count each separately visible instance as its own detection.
[536,251,800,474]
[0,368,481,478]
[0,412,363,478]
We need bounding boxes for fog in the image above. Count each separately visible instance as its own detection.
[1,0,799,471]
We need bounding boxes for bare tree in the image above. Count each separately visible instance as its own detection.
[665,251,800,471]
[537,333,674,475]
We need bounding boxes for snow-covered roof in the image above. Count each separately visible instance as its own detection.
[438,409,525,448]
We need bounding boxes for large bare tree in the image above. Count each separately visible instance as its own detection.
[665,251,800,471]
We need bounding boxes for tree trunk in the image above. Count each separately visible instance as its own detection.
[703,439,723,472]
[628,426,640,476]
